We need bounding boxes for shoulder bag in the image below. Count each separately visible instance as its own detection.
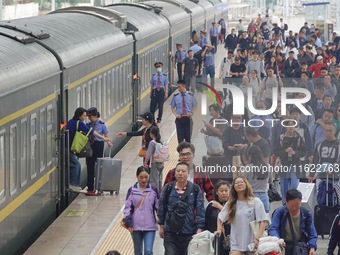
[287,213,309,255]
[121,192,147,230]
[71,121,92,153]
[138,129,147,157]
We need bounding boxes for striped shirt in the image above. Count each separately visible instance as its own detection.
[175,182,188,197]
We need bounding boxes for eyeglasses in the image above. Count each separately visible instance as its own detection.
[179,152,192,157]
[235,181,245,185]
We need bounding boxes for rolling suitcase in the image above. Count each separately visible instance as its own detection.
[95,157,122,194]
[314,173,339,239]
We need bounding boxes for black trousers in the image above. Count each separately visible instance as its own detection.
[175,116,193,144]
[164,231,193,255]
[221,29,226,43]
[210,36,217,51]
[150,89,165,122]
[86,141,104,191]
[177,62,183,80]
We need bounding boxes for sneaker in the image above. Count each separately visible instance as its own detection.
[69,185,82,191]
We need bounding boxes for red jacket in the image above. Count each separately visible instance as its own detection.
[164,166,214,202]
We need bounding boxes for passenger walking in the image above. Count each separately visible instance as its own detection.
[164,142,215,202]
[123,166,159,255]
[327,213,340,255]
[85,107,112,195]
[273,121,306,204]
[158,162,205,255]
[216,176,267,254]
[149,62,169,124]
[66,107,109,190]
[201,45,216,88]
[144,126,164,192]
[218,18,226,43]
[170,80,197,144]
[205,180,230,255]
[268,189,317,255]
[116,112,157,162]
[182,50,199,93]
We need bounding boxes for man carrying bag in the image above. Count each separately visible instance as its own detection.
[157,162,205,255]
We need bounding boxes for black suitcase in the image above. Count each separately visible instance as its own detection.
[202,155,232,187]
[314,173,339,239]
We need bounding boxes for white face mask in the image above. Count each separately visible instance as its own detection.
[156,67,162,73]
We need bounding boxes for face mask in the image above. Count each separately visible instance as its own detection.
[156,67,162,73]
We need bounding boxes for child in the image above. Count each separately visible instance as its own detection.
[144,126,164,192]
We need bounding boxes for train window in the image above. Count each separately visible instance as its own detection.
[111,69,116,113]
[76,88,81,107]
[92,78,97,108]
[127,61,132,101]
[123,63,127,104]
[87,81,92,107]
[47,105,53,167]
[39,108,46,172]
[119,65,123,107]
[141,55,145,89]
[30,114,37,179]
[20,118,28,187]
[101,74,106,119]
[107,71,111,116]
[97,76,102,114]
[9,124,17,195]
[0,130,5,198]
[114,68,119,111]
[82,85,86,108]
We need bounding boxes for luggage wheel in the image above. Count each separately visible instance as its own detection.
[110,191,119,195]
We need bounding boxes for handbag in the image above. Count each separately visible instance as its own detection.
[121,192,147,230]
[166,182,194,233]
[287,214,309,255]
[249,214,269,238]
[76,140,93,158]
[138,148,147,157]
[221,225,230,250]
[71,121,92,153]
[138,129,147,158]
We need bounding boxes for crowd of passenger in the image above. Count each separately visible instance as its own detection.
[66,14,340,255]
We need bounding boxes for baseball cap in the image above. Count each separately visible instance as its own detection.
[140,112,154,123]
[317,55,323,60]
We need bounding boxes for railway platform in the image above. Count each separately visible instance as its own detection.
[24,43,333,255]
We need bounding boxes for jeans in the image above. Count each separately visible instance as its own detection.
[132,231,156,255]
[69,152,81,186]
[204,65,215,88]
[164,231,192,255]
[280,168,299,204]
[253,191,270,213]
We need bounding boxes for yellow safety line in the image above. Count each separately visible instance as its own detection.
[95,94,204,255]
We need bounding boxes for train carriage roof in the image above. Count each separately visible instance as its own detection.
[0,12,129,69]
[106,4,169,40]
[141,1,190,26]
[0,28,59,95]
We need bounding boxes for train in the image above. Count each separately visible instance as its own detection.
[0,0,228,254]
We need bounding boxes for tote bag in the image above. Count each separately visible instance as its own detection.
[71,121,92,153]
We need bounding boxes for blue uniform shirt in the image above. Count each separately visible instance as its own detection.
[210,27,218,37]
[199,36,209,48]
[170,91,197,115]
[150,73,169,90]
[87,119,108,142]
[175,50,187,63]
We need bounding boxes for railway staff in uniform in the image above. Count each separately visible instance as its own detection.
[174,44,187,81]
[171,80,197,144]
[66,107,110,190]
[199,30,209,48]
[86,107,112,195]
[150,62,169,124]
[209,22,218,52]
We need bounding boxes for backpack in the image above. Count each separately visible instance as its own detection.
[153,141,169,163]
[187,230,215,255]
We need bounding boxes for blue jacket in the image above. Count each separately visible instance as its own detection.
[268,206,317,250]
[157,182,205,234]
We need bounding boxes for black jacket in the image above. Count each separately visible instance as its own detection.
[224,34,237,51]
[327,214,340,255]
